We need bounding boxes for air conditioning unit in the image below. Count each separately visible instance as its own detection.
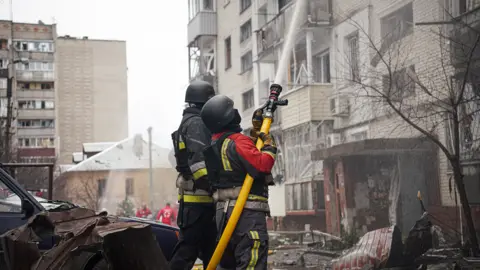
[326,133,342,147]
[329,96,350,116]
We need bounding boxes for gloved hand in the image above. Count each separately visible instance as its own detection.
[250,108,274,139]
[250,109,263,139]
[259,132,276,148]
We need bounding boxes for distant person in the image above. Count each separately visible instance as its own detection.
[156,202,176,225]
[135,203,152,218]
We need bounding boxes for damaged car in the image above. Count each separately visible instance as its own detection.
[0,168,179,269]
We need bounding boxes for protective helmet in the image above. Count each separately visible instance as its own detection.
[201,95,237,133]
[185,80,215,104]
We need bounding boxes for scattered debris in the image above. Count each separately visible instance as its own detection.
[1,207,168,270]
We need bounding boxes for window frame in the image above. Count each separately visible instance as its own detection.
[240,19,252,43]
[242,89,255,111]
[241,50,253,73]
[240,0,252,13]
[225,36,232,70]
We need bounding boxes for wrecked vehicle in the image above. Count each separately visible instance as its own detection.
[0,168,179,269]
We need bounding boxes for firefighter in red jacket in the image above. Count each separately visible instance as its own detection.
[201,95,276,270]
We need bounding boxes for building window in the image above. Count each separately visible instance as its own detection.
[382,65,416,101]
[17,82,54,90]
[0,39,8,50]
[0,98,7,117]
[125,178,134,196]
[314,50,330,83]
[18,100,55,109]
[242,89,254,111]
[97,179,106,198]
[240,0,252,13]
[14,41,54,52]
[380,3,413,48]
[18,137,55,148]
[240,20,252,43]
[0,59,7,69]
[241,51,253,73]
[278,0,292,10]
[203,0,213,10]
[346,33,359,81]
[0,79,6,89]
[18,119,55,128]
[225,37,232,70]
[16,61,54,71]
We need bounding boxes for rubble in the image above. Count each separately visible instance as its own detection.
[1,207,168,270]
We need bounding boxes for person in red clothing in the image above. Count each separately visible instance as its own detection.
[135,203,152,218]
[156,202,176,225]
[201,95,277,269]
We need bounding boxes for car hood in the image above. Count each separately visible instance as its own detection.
[119,217,179,231]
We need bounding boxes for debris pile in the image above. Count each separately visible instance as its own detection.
[1,207,168,270]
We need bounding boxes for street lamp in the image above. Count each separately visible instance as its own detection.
[147,127,153,210]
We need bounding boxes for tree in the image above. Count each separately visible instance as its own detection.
[117,197,135,217]
[338,3,480,253]
[65,170,103,211]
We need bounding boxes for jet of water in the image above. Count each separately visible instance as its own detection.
[274,0,309,85]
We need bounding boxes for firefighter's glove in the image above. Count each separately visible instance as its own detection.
[250,109,264,139]
[259,132,276,147]
[175,174,194,191]
[259,132,277,160]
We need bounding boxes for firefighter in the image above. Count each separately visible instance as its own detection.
[201,95,277,270]
[169,80,217,270]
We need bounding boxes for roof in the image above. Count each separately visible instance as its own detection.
[83,142,116,153]
[67,136,174,172]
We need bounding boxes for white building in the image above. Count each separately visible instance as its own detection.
[186,0,480,232]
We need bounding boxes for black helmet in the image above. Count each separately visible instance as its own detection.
[201,95,237,133]
[185,80,215,104]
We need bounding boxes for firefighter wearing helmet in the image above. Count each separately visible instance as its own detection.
[169,80,217,270]
[201,95,277,269]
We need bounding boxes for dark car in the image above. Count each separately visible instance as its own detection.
[0,167,179,268]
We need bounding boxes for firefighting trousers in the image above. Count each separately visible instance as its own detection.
[168,204,216,270]
[216,207,269,270]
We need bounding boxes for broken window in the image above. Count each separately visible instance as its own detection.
[225,37,232,69]
[382,65,416,101]
[0,59,8,69]
[380,3,413,48]
[241,51,253,73]
[240,20,252,43]
[240,0,252,13]
[0,39,8,50]
[346,33,360,82]
[242,89,254,111]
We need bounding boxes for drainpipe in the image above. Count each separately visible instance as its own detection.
[306,29,313,84]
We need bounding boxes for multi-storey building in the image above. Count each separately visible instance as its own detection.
[56,36,129,164]
[0,20,57,164]
[188,0,480,234]
[0,21,129,168]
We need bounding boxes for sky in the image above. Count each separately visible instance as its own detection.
[0,0,188,148]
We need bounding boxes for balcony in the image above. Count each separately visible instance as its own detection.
[450,7,480,67]
[17,109,55,119]
[17,127,55,137]
[15,71,54,82]
[17,51,55,62]
[16,90,55,99]
[279,84,333,130]
[256,0,332,59]
[0,49,8,59]
[187,11,217,46]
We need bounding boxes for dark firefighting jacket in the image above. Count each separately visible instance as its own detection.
[204,131,276,202]
[172,107,213,204]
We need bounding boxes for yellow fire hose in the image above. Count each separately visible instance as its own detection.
[206,84,287,270]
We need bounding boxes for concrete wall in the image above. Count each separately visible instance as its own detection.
[62,167,177,213]
[56,38,129,164]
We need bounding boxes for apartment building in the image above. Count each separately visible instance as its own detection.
[190,0,480,233]
[0,20,57,163]
[0,21,128,168]
[56,36,129,164]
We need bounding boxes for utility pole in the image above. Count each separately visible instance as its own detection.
[147,127,154,209]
